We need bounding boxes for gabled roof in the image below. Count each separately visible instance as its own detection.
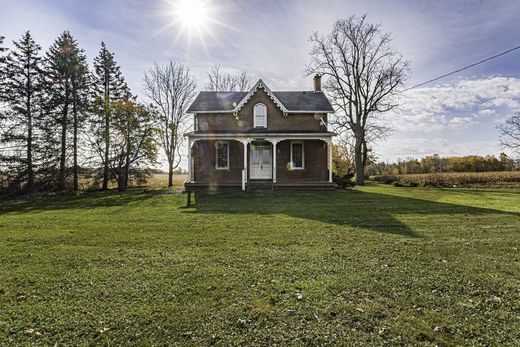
[187,79,335,114]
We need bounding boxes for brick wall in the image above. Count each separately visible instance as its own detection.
[276,140,328,182]
[196,89,328,133]
[192,139,328,183]
[193,140,244,184]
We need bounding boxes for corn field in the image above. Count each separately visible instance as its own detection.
[372,171,520,187]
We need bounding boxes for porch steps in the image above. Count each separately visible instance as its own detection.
[246,181,273,192]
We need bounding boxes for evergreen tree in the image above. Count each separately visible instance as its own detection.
[90,42,129,190]
[70,43,90,192]
[0,35,8,99]
[44,31,89,191]
[1,31,44,193]
[0,35,8,139]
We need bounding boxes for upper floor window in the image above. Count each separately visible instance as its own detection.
[215,141,229,169]
[254,103,267,128]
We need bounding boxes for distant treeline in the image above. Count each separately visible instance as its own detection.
[0,31,159,195]
[367,153,520,176]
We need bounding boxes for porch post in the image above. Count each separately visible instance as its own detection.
[271,139,280,183]
[328,139,333,182]
[241,139,250,191]
[187,137,192,182]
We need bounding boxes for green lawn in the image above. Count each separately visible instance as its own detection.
[1,185,519,345]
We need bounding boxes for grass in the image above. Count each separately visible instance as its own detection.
[372,171,520,187]
[0,184,519,345]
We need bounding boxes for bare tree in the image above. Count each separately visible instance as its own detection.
[205,64,253,91]
[498,114,520,156]
[143,60,196,188]
[306,15,409,185]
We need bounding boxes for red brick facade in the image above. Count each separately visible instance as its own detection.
[192,139,328,184]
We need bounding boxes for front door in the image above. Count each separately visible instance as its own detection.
[250,144,272,179]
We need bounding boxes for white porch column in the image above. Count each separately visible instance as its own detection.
[187,138,193,182]
[240,139,251,191]
[271,139,280,183]
[328,139,333,182]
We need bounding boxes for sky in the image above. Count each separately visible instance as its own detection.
[2,0,520,168]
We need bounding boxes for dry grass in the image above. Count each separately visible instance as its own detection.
[372,171,520,187]
[75,173,188,192]
[145,173,188,189]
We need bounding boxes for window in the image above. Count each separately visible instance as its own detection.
[194,115,199,131]
[215,141,229,169]
[254,103,267,128]
[290,141,304,169]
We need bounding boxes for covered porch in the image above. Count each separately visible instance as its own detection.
[185,132,335,192]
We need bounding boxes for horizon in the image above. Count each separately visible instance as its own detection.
[2,0,520,169]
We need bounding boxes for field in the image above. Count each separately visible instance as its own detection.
[1,184,519,345]
[372,171,520,187]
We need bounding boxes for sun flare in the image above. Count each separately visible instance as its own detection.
[161,0,230,49]
[173,0,211,30]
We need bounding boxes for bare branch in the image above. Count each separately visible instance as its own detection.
[306,14,409,184]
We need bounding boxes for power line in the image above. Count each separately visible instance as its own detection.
[402,45,520,92]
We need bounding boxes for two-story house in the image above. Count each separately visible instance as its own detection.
[184,75,336,192]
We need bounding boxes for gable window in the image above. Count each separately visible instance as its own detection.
[254,103,267,128]
[215,141,229,169]
[290,141,304,169]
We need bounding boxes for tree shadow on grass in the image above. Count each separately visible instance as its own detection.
[188,190,520,238]
[0,189,157,215]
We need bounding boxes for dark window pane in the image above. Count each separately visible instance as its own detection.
[216,142,229,168]
[292,143,303,168]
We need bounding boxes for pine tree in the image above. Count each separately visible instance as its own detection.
[0,35,8,98]
[90,42,129,190]
[70,43,90,192]
[1,31,44,193]
[44,31,90,191]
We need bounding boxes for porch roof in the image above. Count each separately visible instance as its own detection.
[185,130,335,140]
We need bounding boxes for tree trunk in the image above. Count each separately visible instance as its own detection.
[354,136,365,186]
[58,86,69,191]
[72,92,78,193]
[102,97,110,190]
[26,87,33,194]
[117,173,125,192]
[168,161,173,188]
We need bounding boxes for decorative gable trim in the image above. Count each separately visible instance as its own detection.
[233,79,288,116]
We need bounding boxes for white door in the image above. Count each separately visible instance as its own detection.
[250,145,272,179]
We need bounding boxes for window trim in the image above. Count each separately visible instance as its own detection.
[253,103,267,128]
[194,115,199,131]
[290,141,305,170]
[215,141,230,170]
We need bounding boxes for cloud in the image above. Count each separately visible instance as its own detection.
[389,76,520,133]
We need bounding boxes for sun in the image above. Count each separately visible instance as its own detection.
[175,0,210,29]
[160,0,230,49]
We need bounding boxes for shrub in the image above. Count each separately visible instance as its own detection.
[371,171,520,187]
[333,172,355,189]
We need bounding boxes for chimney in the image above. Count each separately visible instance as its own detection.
[313,74,322,92]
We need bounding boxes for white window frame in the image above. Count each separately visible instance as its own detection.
[290,141,305,170]
[254,103,267,128]
[215,141,230,170]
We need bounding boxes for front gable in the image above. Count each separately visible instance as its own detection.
[234,79,288,116]
[236,88,285,130]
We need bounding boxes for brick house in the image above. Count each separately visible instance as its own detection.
[184,75,336,191]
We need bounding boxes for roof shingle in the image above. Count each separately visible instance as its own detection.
[187,90,334,113]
